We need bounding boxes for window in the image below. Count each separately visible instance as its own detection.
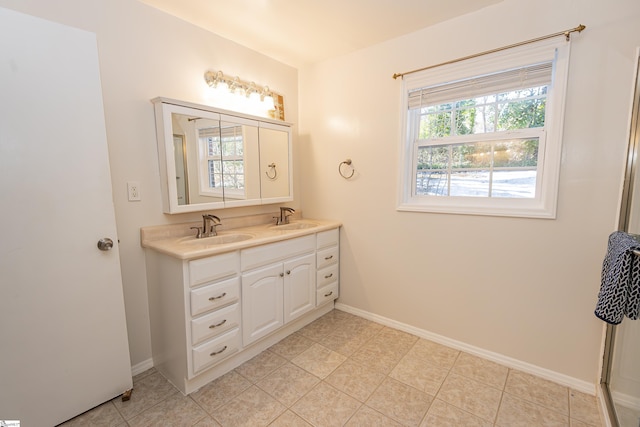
[398,38,571,218]
[198,124,245,199]
[219,125,245,199]
[199,126,224,195]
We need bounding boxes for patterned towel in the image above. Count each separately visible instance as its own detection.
[595,231,640,324]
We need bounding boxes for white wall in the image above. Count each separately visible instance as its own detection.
[299,0,640,385]
[0,0,299,367]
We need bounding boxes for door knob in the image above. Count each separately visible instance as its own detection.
[97,238,114,251]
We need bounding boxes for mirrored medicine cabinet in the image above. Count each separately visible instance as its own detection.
[152,97,292,214]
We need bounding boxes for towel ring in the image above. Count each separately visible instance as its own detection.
[265,163,277,180]
[338,159,355,179]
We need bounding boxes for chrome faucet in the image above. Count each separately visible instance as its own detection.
[276,207,295,225]
[202,214,221,237]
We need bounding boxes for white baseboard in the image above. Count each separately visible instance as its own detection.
[611,390,640,412]
[335,302,596,395]
[131,358,154,377]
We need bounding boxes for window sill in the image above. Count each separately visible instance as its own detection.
[397,200,557,219]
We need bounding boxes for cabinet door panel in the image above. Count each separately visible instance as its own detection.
[242,264,284,345]
[284,253,316,323]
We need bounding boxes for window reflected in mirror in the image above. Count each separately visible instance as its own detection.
[153,98,292,213]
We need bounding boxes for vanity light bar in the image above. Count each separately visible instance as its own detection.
[204,70,276,110]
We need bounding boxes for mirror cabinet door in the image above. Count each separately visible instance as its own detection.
[173,134,189,205]
[220,115,261,207]
[172,111,225,209]
[189,116,225,205]
[153,98,292,213]
[259,123,292,202]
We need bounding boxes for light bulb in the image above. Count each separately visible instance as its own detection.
[263,94,275,110]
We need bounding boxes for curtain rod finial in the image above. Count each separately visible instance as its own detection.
[565,24,586,41]
[392,73,402,80]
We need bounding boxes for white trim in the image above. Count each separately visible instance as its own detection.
[335,302,596,395]
[597,386,614,427]
[611,390,640,412]
[131,358,154,377]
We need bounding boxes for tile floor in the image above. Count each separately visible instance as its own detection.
[60,309,603,426]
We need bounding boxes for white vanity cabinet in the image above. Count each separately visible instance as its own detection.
[145,250,242,392]
[188,252,243,375]
[316,229,340,306]
[241,235,316,346]
[144,224,340,395]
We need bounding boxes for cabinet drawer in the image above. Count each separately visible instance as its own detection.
[190,277,240,317]
[191,303,241,345]
[192,327,241,374]
[317,228,339,249]
[317,263,339,289]
[316,282,339,306]
[189,251,240,287]
[317,246,339,270]
[241,235,315,271]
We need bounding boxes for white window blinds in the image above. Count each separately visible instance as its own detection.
[407,61,553,109]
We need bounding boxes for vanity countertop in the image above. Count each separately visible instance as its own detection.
[141,218,342,260]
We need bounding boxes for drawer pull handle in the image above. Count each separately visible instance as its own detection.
[324,255,334,260]
[324,291,333,297]
[324,273,333,279]
[210,346,228,357]
[209,319,227,329]
[286,270,291,275]
[209,292,227,301]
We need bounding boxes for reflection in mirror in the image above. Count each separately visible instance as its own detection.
[173,134,189,205]
[172,114,224,206]
[153,98,292,213]
[260,124,291,201]
[194,117,224,202]
[220,117,261,207]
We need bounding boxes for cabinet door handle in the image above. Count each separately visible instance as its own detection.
[209,319,227,329]
[208,292,227,301]
[324,291,333,297]
[279,273,284,277]
[324,255,333,260]
[324,273,333,279]
[286,270,291,275]
[209,345,228,357]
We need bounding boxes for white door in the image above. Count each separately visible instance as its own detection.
[0,7,132,427]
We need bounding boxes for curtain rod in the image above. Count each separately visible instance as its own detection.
[392,24,586,80]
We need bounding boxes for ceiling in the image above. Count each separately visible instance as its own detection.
[138,0,503,68]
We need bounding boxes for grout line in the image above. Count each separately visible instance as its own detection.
[70,309,603,426]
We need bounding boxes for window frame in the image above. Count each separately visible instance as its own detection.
[397,38,571,218]
[198,130,224,198]
[197,123,247,200]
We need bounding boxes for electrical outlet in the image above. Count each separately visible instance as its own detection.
[127,181,141,201]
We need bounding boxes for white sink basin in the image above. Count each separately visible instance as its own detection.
[179,233,254,246]
[271,222,318,230]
